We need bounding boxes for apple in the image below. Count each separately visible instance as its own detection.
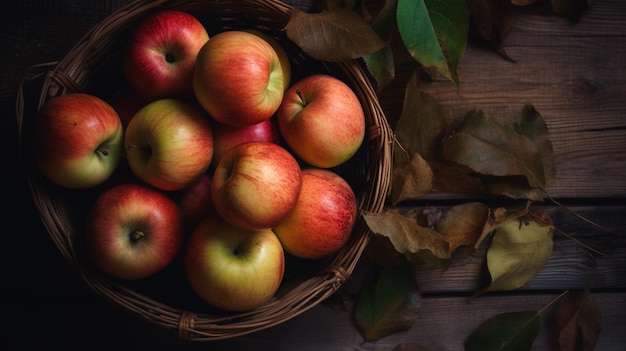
[185,213,285,311]
[34,93,123,189]
[178,172,214,227]
[122,9,209,102]
[276,74,366,168]
[274,168,358,259]
[244,29,291,91]
[86,183,184,280]
[193,30,287,127]
[211,141,302,231]
[124,98,214,191]
[210,117,281,169]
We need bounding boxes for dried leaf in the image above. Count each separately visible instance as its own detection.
[396,0,469,86]
[552,288,602,351]
[515,105,555,183]
[442,109,547,191]
[284,8,386,61]
[465,311,541,351]
[474,204,530,249]
[363,209,451,262]
[475,214,554,296]
[395,72,451,161]
[435,202,490,254]
[392,342,432,351]
[391,152,434,205]
[465,0,518,60]
[355,261,421,341]
[429,160,483,193]
[511,0,540,5]
[552,0,596,21]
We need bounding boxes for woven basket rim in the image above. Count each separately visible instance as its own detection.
[16,0,394,341]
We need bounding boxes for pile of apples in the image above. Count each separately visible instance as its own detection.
[32,10,367,312]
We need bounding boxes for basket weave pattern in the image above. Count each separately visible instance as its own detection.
[17,0,393,340]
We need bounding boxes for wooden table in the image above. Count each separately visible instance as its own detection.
[1,0,624,350]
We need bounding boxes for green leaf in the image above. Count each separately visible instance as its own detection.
[396,0,469,86]
[465,311,541,351]
[363,46,396,92]
[284,8,386,61]
[476,214,553,296]
[355,261,421,341]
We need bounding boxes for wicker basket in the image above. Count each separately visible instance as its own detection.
[16,0,393,341]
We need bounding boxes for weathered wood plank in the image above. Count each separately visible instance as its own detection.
[379,0,626,199]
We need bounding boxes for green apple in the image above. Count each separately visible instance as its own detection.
[34,93,123,189]
[185,213,285,311]
[124,98,214,191]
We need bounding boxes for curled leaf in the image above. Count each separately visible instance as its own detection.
[363,209,451,262]
[285,8,386,61]
[435,202,489,254]
[552,288,602,351]
[355,261,421,341]
[465,311,541,351]
[442,109,548,194]
[391,152,434,205]
[475,214,554,297]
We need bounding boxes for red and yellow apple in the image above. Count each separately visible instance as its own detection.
[210,117,281,169]
[86,183,184,280]
[193,30,287,127]
[274,168,358,259]
[122,10,209,102]
[185,213,285,311]
[34,93,123,189]
[211,141,302,231]
[276,74,366,168]
[124,98,214,191]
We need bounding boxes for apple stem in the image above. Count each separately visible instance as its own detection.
[296,89,306,106]
[130,230,145,242]
[97,148,109,156]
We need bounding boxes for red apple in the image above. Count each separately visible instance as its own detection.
[274,168,358,259]
[210,117,281,169]
[185,213,285,311]
[34,93,123,189]
[124,98,214,191]
[211,141,302,231]
[193,30,287,127]
[178,172,214,227]
[276,74,366,168]
[122,10,209,102]
[86,183,184,280]
[244,29,291,91]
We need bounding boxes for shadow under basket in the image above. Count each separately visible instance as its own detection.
[16,0,394,341]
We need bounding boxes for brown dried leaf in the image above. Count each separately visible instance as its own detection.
[363,209,451,262]
[391,152,434,205]
[395,72,451,161]
[435,202,490,254]
[552,288,602,351]
[284,8,386,62]
[474,204,530,249]
[465,0,518,59]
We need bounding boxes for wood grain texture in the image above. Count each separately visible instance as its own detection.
[380,0,626,199]
[1,0,624,350]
